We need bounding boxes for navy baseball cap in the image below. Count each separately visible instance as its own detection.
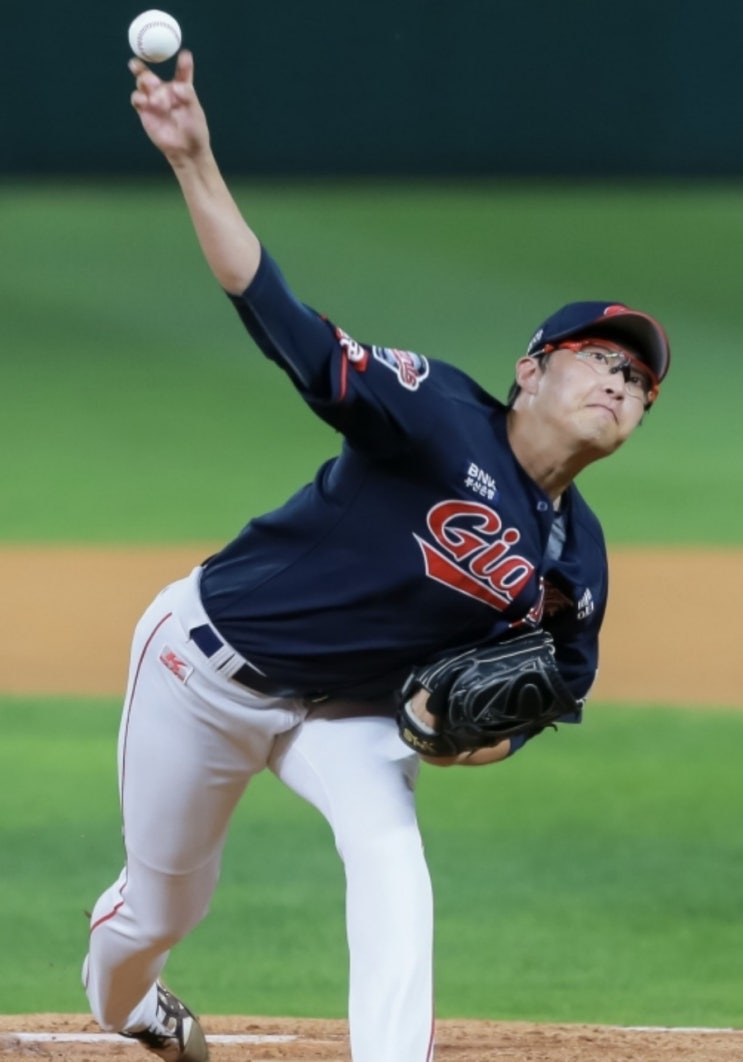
[526,301,671,382]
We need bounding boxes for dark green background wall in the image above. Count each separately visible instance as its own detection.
[4,0,743,177]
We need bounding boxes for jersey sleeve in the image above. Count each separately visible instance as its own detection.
[546,600,604,710]
[228,246,337,392]
[505,604,603,759]
[543,556,608,713]
[228,246,439,457]
[507,530,608,760]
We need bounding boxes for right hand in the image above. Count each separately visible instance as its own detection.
[129,50,209,164]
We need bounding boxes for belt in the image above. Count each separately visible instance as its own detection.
[188,624,329,703]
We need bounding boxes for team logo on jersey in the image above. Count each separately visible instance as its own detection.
[336,326,369,370]
[414,499,535,611]
[372,345,429,390]
[464,461,498,502]
[510,577,546,629]
[159,647,193,683]
[512,579,589,628]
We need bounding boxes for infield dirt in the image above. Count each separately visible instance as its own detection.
[1,1015,743,1061]
[0,545,740,704]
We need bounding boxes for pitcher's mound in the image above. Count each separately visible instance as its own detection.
[1,1015,742,1061]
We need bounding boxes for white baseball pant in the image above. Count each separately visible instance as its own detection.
[83,567,435,1061]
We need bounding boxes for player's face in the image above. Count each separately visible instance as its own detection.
[523,342,650,453]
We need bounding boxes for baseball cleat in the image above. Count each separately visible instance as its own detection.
[123,981,208,1061]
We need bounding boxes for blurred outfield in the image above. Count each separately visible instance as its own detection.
[2,179,742,543]
[0,181,741,1022]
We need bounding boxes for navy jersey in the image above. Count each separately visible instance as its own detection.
[199,249,608,707]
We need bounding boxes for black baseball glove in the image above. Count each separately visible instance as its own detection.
[397,629,578,757]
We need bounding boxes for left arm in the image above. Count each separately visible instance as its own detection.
[421,745,511,767]
[400,627,580,768]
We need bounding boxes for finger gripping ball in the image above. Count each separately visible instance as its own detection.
[128,10,182,63]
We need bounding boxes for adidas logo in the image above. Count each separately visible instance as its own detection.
[577,588,594,619]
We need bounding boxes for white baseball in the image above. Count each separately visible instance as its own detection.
[128,10,182,63]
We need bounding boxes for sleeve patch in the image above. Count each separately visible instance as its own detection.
[372,345,430,390]
[335,326,369,371]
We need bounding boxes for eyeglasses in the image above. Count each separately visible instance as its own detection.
[542,338,659,406]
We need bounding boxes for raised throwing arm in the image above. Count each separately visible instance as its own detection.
[129,50,260,295]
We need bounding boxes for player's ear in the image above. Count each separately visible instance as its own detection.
[513,355,542,396]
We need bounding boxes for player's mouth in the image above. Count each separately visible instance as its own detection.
[587,403,618,422]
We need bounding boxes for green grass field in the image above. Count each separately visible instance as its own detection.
[1,181,740,1023]
[1,699,741,1024]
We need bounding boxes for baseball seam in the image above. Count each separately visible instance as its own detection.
[136,21,181,57]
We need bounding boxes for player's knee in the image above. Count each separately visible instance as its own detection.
[140,896,211,946]
[335,820,425,871]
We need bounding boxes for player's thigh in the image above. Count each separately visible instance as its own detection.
[269,703,421,842]
[119,598,301,874]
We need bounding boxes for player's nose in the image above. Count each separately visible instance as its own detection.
[602,373,625,397]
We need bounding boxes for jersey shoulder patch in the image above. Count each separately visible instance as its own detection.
[372,345,430,390]
[335,326,369,370]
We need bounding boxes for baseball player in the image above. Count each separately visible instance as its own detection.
[82,50,671,1062]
